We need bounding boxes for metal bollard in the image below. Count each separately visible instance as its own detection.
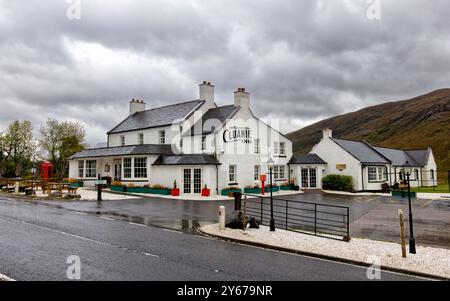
[97,174,102,202]
[218,206,225,230]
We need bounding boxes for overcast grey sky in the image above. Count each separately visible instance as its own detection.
[1,0,449,145]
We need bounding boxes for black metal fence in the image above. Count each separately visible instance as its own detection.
[413,170,449,192]
[242,194,350,241]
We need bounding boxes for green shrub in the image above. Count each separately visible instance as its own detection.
[322,175,353,192]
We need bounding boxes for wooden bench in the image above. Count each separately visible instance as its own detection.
[55,183,78,195]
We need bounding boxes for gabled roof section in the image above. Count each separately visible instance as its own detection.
[405,149,430,167]
[289,154,327,165]
[68,144,174,159]
[187,105,240,136]
[374,147,421,167]
[152,154,221,166]
[332,138,391,164]
[108,100,205,134]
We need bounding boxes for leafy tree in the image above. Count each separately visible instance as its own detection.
[0,132,6,176]
[0,121,36,177]
[39,119,87,178]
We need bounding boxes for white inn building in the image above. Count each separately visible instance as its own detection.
[69,82,294,194]
[69,82,437,194]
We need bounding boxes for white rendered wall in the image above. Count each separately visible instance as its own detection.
[214,108,292,190]
[422,150,438,187]
[311,137,363,191]
[108,125,174,147]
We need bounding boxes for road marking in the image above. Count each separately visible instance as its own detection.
[162,228,182,234]
[143,252,160,258]
[128,222,146,227]
[75,211,88,215]
[421,200,434,207]
[100,217,115,221]
[0,215,164,261]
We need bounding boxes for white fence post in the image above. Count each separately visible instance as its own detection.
[14,182,20,194]
[218,206,225,231]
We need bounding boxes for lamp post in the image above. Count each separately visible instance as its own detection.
[267,158,275,232]
[406,172,416,254]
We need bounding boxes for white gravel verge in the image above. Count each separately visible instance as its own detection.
[78,188,140,201]
[0,273,15,281]
[201,224,450,279]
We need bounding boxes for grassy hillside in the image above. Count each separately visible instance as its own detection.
[287,89,450,174]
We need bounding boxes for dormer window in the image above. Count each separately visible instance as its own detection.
[280,142,286,156]
[159,130,166,144]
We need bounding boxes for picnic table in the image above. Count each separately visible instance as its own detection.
[1,178,79,196]
[48,182,78,194]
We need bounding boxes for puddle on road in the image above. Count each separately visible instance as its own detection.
[430,200,450,210]
[94,211,210,234]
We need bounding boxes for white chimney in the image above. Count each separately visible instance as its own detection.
[322,128,333,139]
[234,88,250,110]
[199,81,215,107]
[129,99,146,115]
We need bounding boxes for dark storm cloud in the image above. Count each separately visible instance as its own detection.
[1,0,449,144]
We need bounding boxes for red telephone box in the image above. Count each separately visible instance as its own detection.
[40,161,54,180]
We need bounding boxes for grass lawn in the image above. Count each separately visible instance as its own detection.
[411,184,450,193]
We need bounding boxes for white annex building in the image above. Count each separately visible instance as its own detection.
[310,129,438,190]
[69,82,438,194]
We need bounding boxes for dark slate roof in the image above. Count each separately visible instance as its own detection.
[289,154,327,165]
[332,138,390,164]
[405,149,430,166]
[68,144,174,159]
[374,147,421,167]
[188,105,240,136]
[108,100,204,134]
[153,154,221,166]
[93,142,108,148]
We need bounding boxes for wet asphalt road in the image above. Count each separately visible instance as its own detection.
[39,191,381,231]
[40,191,450,249]
[0,197,420,281]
